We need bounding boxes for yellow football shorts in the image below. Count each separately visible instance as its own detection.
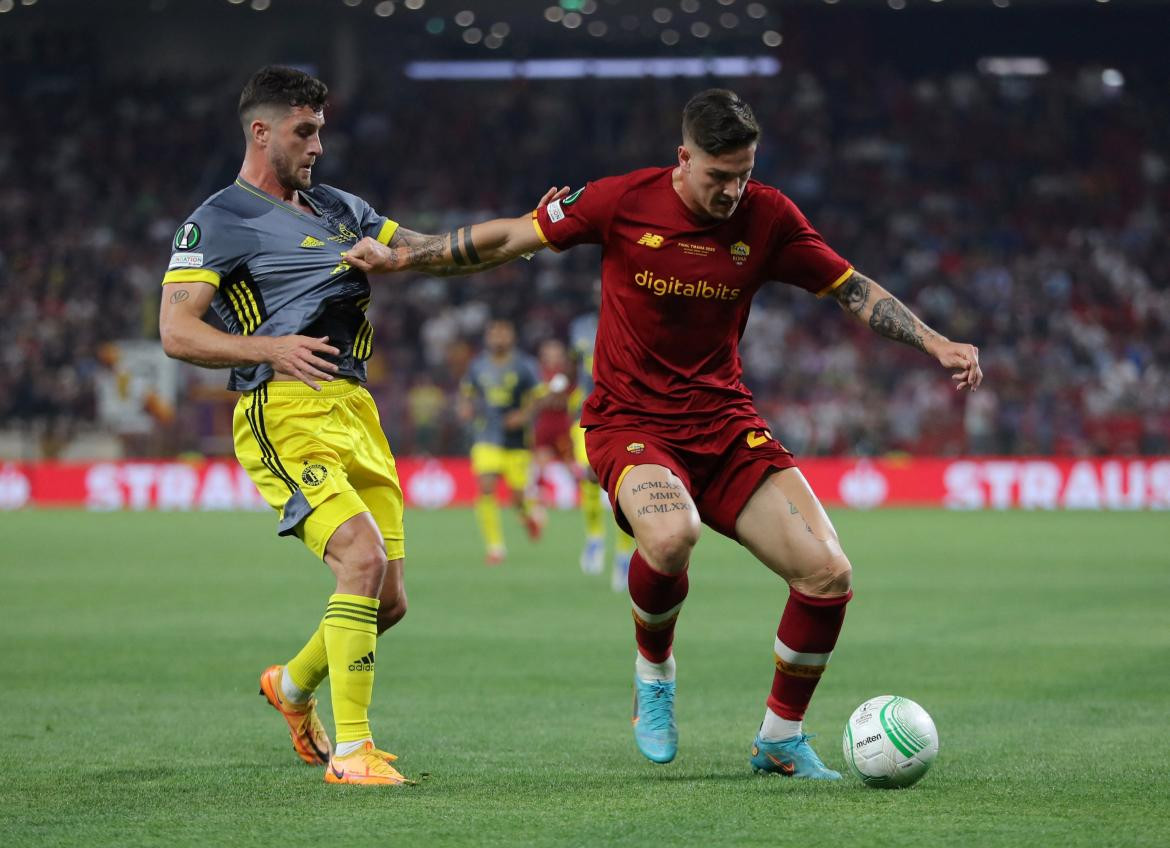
[570,420,589,468]
[470,442,531,492]
[233,379,405,561]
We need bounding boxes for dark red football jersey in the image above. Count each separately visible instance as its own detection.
[533,166,851,430]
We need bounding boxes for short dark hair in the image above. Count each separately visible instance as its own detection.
[238,65,328,127]
[681,89,760,155]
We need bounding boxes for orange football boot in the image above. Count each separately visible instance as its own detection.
[258,665,332,765]
[324,741,414,786]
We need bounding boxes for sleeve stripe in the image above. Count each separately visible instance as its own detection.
[375,218,399,245]
[162,268,221,287]
[815,266,854,298]
[530,210,560,253]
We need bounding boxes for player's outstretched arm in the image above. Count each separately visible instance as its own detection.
[832,270,983,391]
[345,186,568,278]
[159,282,340,390]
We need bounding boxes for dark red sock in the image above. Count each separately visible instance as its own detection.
[767,588,851,720]
[627,549,688,663]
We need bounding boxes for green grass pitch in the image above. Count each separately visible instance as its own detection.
[2,508,1168,847]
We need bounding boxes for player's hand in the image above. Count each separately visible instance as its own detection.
[263,334,340,390]
[343,237,398,274]
[536,185,570,208]
[931,339,983,392]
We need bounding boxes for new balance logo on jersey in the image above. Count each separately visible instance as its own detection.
[349,651,375,672]
[300,235,325,248]
[637,233,665,248]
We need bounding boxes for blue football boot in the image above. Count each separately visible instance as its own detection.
[632,677,678,764]
[750,733,841,779]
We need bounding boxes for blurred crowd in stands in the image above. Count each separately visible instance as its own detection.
[1,55,1167,459]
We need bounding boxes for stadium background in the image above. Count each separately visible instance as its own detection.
[2,0,1168,512]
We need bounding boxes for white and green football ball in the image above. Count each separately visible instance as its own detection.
[843,695,939,788]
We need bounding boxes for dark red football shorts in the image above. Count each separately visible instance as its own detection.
[584,415,798,540]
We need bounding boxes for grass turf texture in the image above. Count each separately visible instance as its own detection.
[1,508,1167,847]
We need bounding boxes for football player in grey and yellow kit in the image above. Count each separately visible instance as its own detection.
[459,319,545,565]
[158,66,561,785]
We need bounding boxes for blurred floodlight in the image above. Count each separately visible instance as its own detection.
[251,0,270,9]
[721,12,738,28]
[762,30,782,47]
[889,0,906,9]
[691,21,711,38]
[1101,68,1125,88]
[681,0,700,13]
[406,56,781,81]
[588,20,608,37]
[454,10,474,26]
[661,29,680,46]
[462,26,482,44]
[0,0,14,12]
[747,3,766,18]
[653,7,673,24]
[404,0,425,9]
[563,11,583,28]
[374,0,394,15]
[343,0,362,8]
[545,6,565,22]
[490,22,510,37]
[977,56,1050,76]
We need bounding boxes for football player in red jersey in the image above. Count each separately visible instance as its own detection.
[346,89,981,776]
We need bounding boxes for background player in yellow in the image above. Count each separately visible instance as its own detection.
[568,307,634,591]
[459,319,545,565]
[157,66,560,785]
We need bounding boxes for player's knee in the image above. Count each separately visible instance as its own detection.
[339,543,389,594]
[789,550,853,597]
[638,518,700,573]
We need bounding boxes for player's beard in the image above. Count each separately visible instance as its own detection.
[271,145,312,191]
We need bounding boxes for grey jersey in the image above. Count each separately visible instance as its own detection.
[162,177,397,391]
[462,352,541,449]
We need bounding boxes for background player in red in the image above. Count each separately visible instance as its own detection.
[346,89,982,777]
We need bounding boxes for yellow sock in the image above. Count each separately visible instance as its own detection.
[285,619,328,694]
[475,494,504,550]
[323,593,379,744]
[615,527,635,554]
[581,479,604,539]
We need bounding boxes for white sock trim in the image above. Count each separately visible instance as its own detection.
[635,652,676,683]
[280,666,311,704]
[760,708,802,742]
[335,737,373,757]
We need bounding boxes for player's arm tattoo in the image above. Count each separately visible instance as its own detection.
[169,290,190,305]
[832,270,940,354]
[389,227,512,278]
[833,271,870,315]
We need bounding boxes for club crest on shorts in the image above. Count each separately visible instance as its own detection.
[626,442,645,454]
[301,463,329,486]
